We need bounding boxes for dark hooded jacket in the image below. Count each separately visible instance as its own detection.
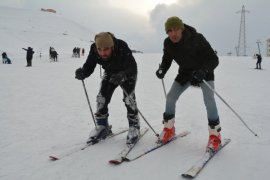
[23,47,35,60]
[82,35,137,78]
[160,24,219,85]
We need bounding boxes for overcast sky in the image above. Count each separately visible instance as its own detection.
[1,0,269,55]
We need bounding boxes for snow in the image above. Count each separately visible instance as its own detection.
[1,7,270,180]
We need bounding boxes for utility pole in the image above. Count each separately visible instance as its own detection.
[236,5,250,56]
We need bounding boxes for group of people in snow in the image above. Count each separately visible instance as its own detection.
[2,16,263,152]
[21,46,58,67]
[2,46,84,67]
[72,47,85,58]
[75,16,222,151]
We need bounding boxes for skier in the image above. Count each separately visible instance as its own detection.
[50,47,58,62]
[22,47,35,67]
[72,47,76,57]
[75,32,140,145]
[255,54,262,69]
[156,16,221,151]
[49,47,54,60]
[77,47,80,58]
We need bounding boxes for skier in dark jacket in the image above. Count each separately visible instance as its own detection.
[22,47,35,67]
[75,32,140,145]
[255,54,262,69]
[156,16,221,151]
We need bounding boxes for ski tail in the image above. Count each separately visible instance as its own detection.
[49,128,128,161]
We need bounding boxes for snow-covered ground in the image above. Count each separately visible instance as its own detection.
[1,7,270,180]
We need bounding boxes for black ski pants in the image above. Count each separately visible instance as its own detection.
[96,74,138,117]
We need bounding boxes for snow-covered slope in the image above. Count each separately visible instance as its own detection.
[0,6,92,57]
[1,7,270,180]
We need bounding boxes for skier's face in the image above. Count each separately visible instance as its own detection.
[97,47,113,60]
[167,27,183,43]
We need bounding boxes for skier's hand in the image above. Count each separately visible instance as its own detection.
[109,71,126,85]
[156,68,165,79]
[192,69,207,82]
[75,67,86,80]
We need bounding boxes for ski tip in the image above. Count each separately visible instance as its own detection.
[181,173,194,178]
[108,160,122,165]
[109,157,130,165]
[49,156,59,161]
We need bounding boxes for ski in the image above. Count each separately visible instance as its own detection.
[125,131,190,162]
[108,128,149,165]
[181,138,231,178]
[49,128,128,161]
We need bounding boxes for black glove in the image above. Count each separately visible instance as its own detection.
[192,69,207,82]
[156,68,165,79]
[109,71,126,85]
[75,67,86,80]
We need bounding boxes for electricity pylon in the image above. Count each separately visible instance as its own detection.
[236,5,250,56]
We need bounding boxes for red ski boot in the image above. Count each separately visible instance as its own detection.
[159,118,175,144]
[207,124,221,151]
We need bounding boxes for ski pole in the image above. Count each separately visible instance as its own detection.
[202,80,258,137]
[100,65,102,79]
[161,78,167,99]
[81,80,97,127]
[121,86,159,138]
[159,64,167,98]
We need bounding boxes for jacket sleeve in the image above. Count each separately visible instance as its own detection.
[82,44,98,77]
[197,34,219,71]
[160,38,174,74]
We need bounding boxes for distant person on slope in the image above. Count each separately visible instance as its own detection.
[2,52,12,64]
[156,16,221,151]
[82,48,85,56]
[22,47,35,67]
[75,32,140,145]
[255,54,262,69]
